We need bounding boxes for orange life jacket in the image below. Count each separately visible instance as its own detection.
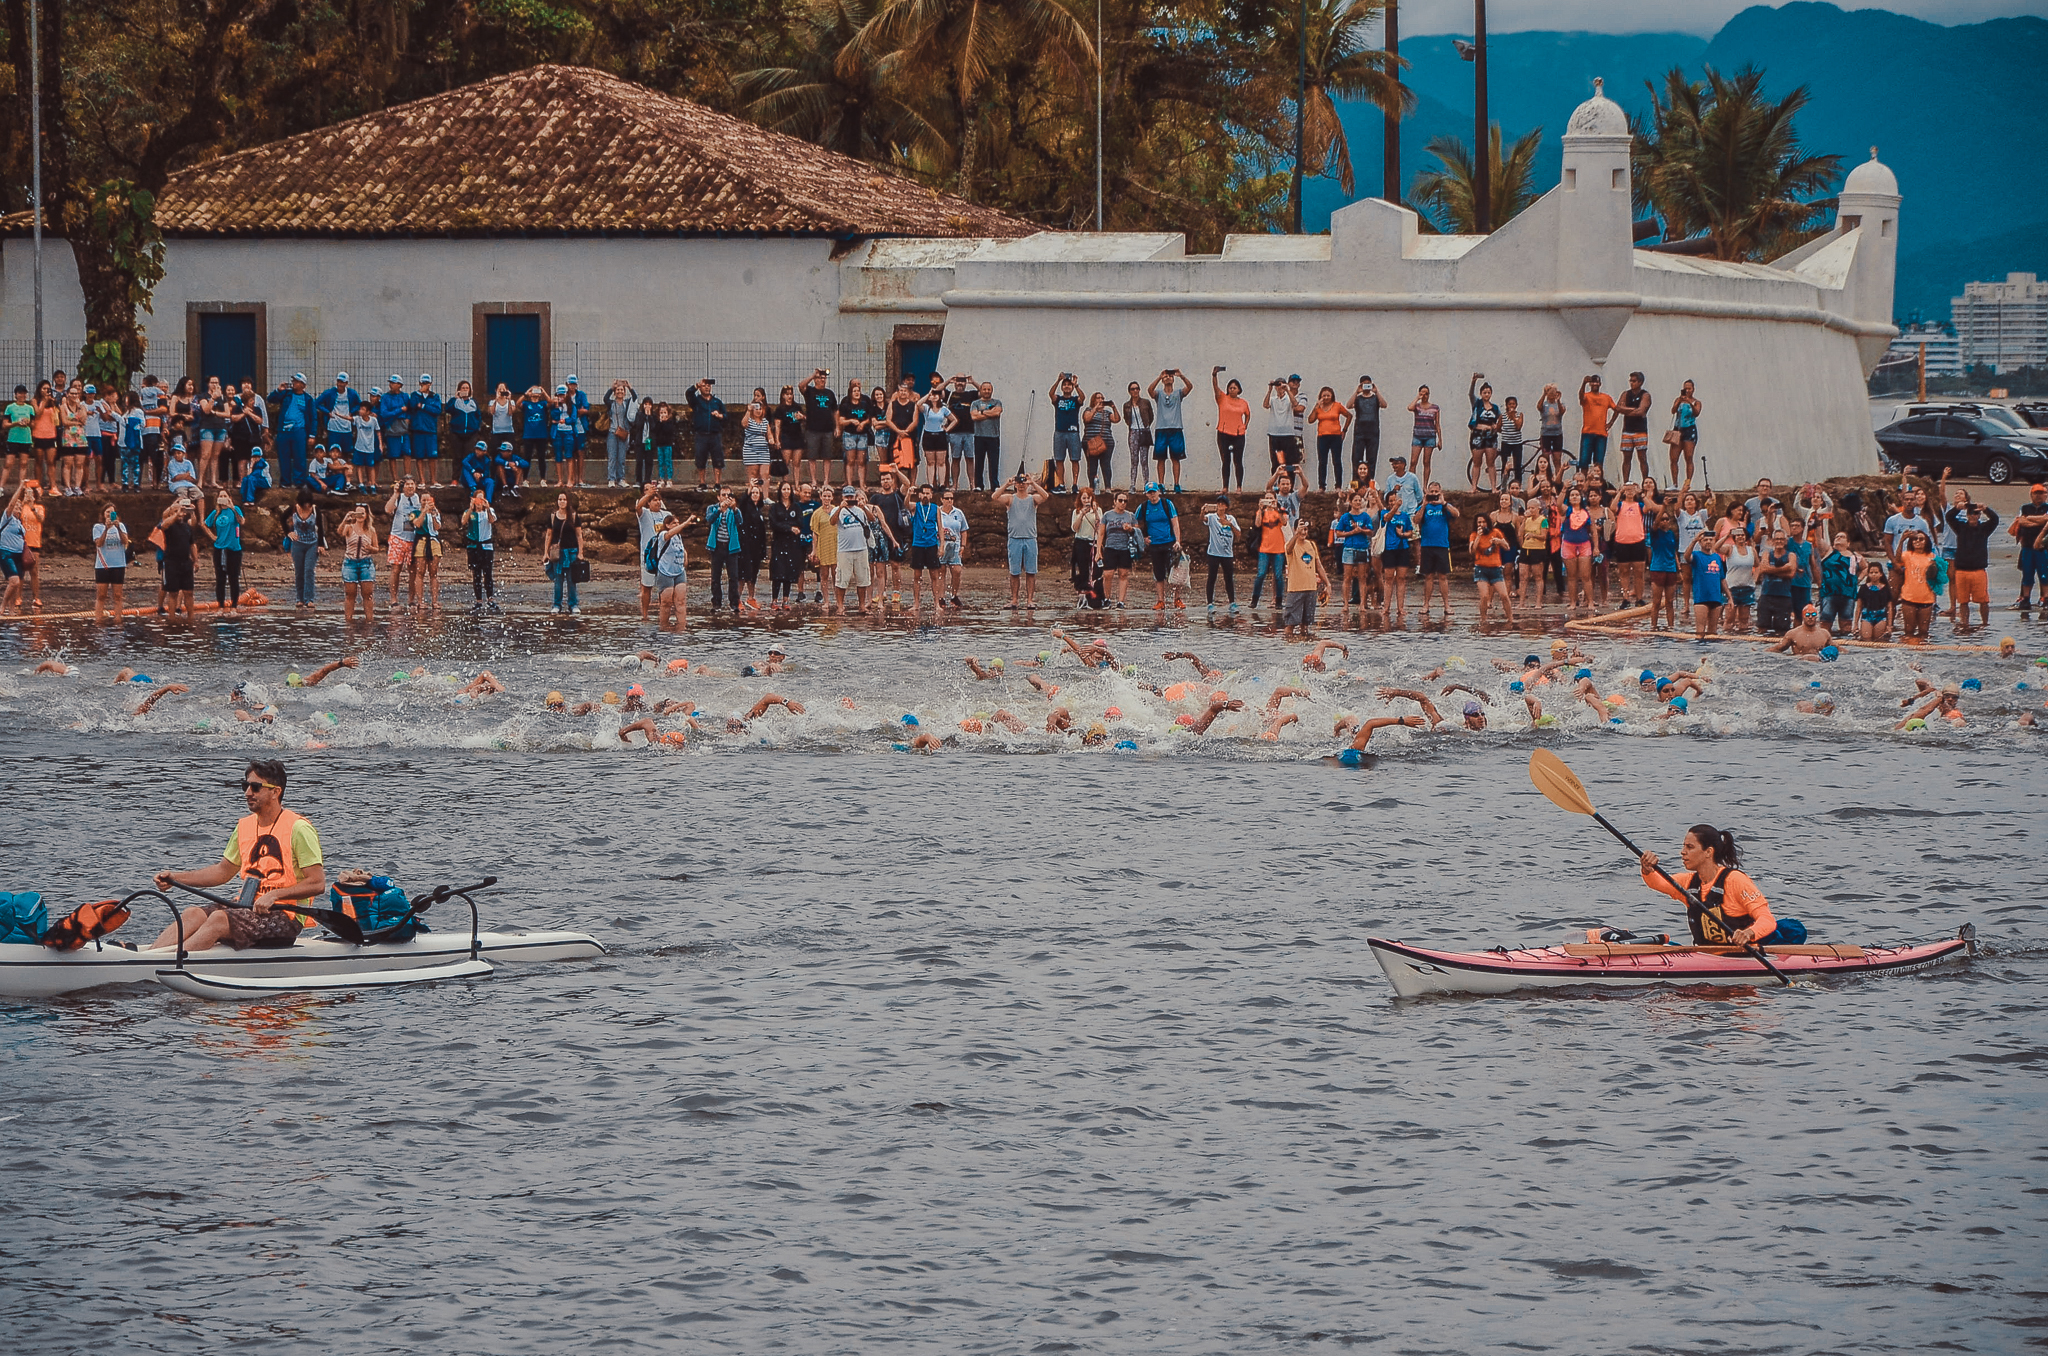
[237,807,305,896]
[40,898,131,951]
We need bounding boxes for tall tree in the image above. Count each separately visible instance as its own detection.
[1240,0,1408,227]
[1634,64,1841,262]
[844,0,1095,201]
[735,0,944,162]
[1407,122,1541,234]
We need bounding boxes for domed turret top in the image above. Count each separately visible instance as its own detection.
[1842,146,1899,198]
[1565,78,1628,139]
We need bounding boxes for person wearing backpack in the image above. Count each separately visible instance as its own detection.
[1137,482,1183,611]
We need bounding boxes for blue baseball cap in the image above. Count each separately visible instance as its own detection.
[554,384,568,395]
[474,440,488,451]
[335,371,350,382]
[497,441,512,452]
[292,372,307,383]
[565,374,580,384]
[387,374,403,384]
[1145,482,1162,492]
[419,373,433,383]
[83,383,96,394]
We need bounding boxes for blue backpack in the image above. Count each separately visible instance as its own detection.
[329,875,429,944]
[0,891,48,945]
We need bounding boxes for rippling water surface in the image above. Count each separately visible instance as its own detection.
[3,611,2044,1353]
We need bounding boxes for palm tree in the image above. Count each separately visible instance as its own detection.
[734,0,946,164]
[1407,122,1542,234]
[1634,64,1841,261]
[844,0,1096,201]
[1244,0,1410,226]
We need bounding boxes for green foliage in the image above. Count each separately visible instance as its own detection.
[1632,64,1841,262]
[1408,123,1543,235]
[77,340,130,392]
[87,182,167,315]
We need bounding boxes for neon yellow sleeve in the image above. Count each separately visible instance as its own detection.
[291,819,324,870]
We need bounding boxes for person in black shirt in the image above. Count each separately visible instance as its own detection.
[1945,494,1999,631]
[773,386,806,480]
[946,376,977,489]
[159,497,201,620]
[801,371,839,484]
[2010,483,2048,608]
[837,381,874,491]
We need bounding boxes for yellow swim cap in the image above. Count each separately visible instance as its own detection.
[545,690,565,707]
[602,691,619,705]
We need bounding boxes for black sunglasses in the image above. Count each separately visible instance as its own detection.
[242,780,276,793]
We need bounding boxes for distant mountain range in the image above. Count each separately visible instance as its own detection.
[1310,2,2048,325]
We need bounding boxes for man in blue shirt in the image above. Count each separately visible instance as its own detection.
[1381,454,1423,523]
[316,373,360,456]
[1137,482,1182,610]
[1048,374,1083,494]
[906,482,944,612]
[268,372,318,488]
[376,376,412,483]
[409,375,442,487]
[1416,480,1460,621]
[686,377,726,490]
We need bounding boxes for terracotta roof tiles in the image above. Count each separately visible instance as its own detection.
[155,65,1036,241]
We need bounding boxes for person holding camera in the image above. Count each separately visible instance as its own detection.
[1048,374,1084,493]
[1148,368,1191,483]
[1466,374,1500,492]
[1263,377,1304,480]
[1351,376,1387,484]
[1406,385,1440,486]
[994,468,1049,607]
[1416,481,1460,622]
[1945,491,1998,632]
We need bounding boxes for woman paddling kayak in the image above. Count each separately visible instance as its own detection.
[1638,825,1793,947]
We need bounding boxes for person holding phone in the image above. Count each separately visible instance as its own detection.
[1351,376,1386,484]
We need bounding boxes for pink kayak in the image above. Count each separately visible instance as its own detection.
[1368,929,1975,998]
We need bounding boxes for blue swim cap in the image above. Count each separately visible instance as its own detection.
[1809,679,1823,688]
[901,713,919,726]
[1639,669,1656,682]
[1609,716,1625,725]
[133,673,152,683]
[1524,654,1541,667]
[1509,680,1525,693]
[1114,739,1137,751]
[1338,747,1363,766]
[891,742,909,751]
[1669,695,1689,712]
[1961,677,1982,691]
[741,665,757,676]
[1575,667,1593,680]
[1819,645,1839,661]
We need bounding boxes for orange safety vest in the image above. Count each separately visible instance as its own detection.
[235,807,306,896]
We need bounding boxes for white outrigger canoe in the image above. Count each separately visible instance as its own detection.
[1,879,603,1001]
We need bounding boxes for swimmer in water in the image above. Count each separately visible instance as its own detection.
[456,671,505,699]
[1375,686,1484,731]
[1638,669,1710,701]
[1190,693,1245,733]
[1521,694,1551,728]
[1025,673,1061,699]
[1767,605,1835,658]
[1300,640,1348,672]
[908,731,945,752]
[756,644,789,676]
[1564,673,1618,721]
[134,682,190,715]
[961,656,1004,680]
[1052,630,1117,669]
[1895,683,1964,730]
[726,693,806,730]
[1045,707,1075,734]
[1260,710,1300,739]
[1162,650,1223,679]
[1329,712,1427,760]
[1794,693,1836,715]
[302,655,360,686]
[985,709,1029,733]
[32,659,73,675]
[1265,684,1312,711]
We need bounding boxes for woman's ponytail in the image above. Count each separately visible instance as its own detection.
[1687,823,1742,870]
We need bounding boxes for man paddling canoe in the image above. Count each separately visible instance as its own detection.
[1637,825,1786,947]
[150,759,327,951]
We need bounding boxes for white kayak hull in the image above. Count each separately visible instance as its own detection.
[0,928,602,1000]
[156,957,495,1000]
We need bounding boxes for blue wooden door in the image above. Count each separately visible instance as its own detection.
[898,340,941,396]
[198,313,258,389]
[484,314,542,396]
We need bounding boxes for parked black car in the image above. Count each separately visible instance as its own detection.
[1874,413,2048,484]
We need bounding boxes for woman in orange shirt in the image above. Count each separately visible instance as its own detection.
[30,379,58,489]
[1211,367,1249,490]
[1469,513,1514,624]
[1249,491,1289,609]
[1311,385,1351,491]
[1638,825,1781,946]
[1895,527,1938,640]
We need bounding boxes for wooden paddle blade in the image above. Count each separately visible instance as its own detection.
[1529,749,1596,817]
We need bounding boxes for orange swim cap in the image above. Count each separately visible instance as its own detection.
[1164,682,1191,701]
[666,658,689,672]
[959,718,984,733]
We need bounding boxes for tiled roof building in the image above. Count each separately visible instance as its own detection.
[155,65,1035,241]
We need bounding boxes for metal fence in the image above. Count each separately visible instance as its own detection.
[1,337,889,403]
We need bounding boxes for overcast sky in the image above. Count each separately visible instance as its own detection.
[1397,0,2046,36]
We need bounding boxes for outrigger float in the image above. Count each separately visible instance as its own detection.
[0,877,602,1001]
